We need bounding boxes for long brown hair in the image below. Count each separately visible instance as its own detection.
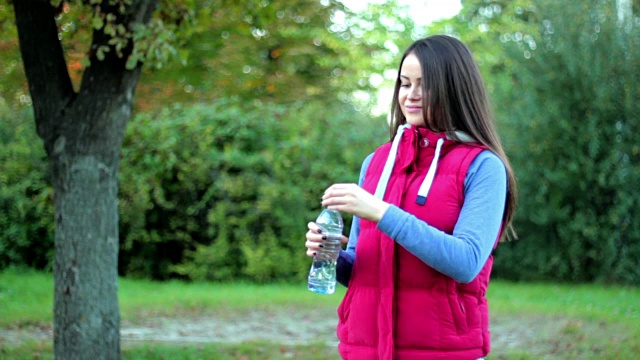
[389,35,517,240]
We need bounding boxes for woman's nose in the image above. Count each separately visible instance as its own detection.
[409,85,421,99]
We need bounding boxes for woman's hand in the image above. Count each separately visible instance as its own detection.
[321,183,390,222]
[305,222,349,257]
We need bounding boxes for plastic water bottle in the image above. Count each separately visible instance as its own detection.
[307,208,343,295]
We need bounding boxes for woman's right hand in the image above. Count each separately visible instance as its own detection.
[305,222,348,257]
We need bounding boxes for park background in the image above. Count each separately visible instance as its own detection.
[0,0,639,359]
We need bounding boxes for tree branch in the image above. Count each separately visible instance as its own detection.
[13,0,75,138]
[79,0,158,95]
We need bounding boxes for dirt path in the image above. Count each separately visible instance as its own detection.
[0,309,620,357]
[0,308,339,348]
[0,310,536,347]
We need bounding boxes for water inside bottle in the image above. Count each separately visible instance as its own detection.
[307,260,337,294]
[307,209,343,295]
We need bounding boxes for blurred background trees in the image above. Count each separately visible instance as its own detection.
[436,0,640,283]
[1,0,639,285]
[135,0,416,110]
[486,0,640,283]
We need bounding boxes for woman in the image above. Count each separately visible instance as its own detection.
[305,35,517,359]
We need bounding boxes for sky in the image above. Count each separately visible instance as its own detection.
[341,0,462,26]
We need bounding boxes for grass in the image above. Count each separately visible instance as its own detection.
[1,341,337,360]
[0,269,53,326]
[488,281,640,359]
[1,268,639,359]
[489,281,640,325]
[118,276,345,320]
[0,269,345,326]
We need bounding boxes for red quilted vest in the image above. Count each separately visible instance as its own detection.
[337,126,495,360]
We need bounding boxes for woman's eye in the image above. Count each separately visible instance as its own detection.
[400,83,410,88]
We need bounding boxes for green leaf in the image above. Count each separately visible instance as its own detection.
[96,45,110,61]
[92,15,104,30]
[125,54,138,70]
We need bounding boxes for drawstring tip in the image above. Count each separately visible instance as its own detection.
[415,196,426,205]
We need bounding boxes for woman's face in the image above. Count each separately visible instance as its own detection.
[398,53,426,127]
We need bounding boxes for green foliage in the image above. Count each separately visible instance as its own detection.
[428,0,539,105]
[0,101,53,271]
[0,5,28,107]
[0,97,385,282]
[118,98,386,281]
[429,0,640,284]
[3,0,419,111]
[48,0,195,70]
[6,0,637,286]
[486,0,640,284]
[2,0,401,282]
[135,0,416,109]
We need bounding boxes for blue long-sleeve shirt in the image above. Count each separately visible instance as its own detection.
[336,149,507,286]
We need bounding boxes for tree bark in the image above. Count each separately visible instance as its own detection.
[13,0,157,358]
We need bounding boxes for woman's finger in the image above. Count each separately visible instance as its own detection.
[322,183,357,199]
[306,230,325,243]
[321,183,389,221]
[307,221,324,233]
[305,239,322,257]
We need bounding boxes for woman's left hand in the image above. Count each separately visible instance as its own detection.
[321,183,390,222]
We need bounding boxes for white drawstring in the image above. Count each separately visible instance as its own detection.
[374,128,474,204]
[374,124,410,200]
[415,137,444,205]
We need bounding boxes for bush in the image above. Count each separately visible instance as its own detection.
[0,100,54,270]
[118,98,386,281]
[0,97,386,282]
[491,1,640,284]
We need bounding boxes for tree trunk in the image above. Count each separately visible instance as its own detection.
[49,78,138,359]
[51,115,124,358]
[13,0,157,358]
